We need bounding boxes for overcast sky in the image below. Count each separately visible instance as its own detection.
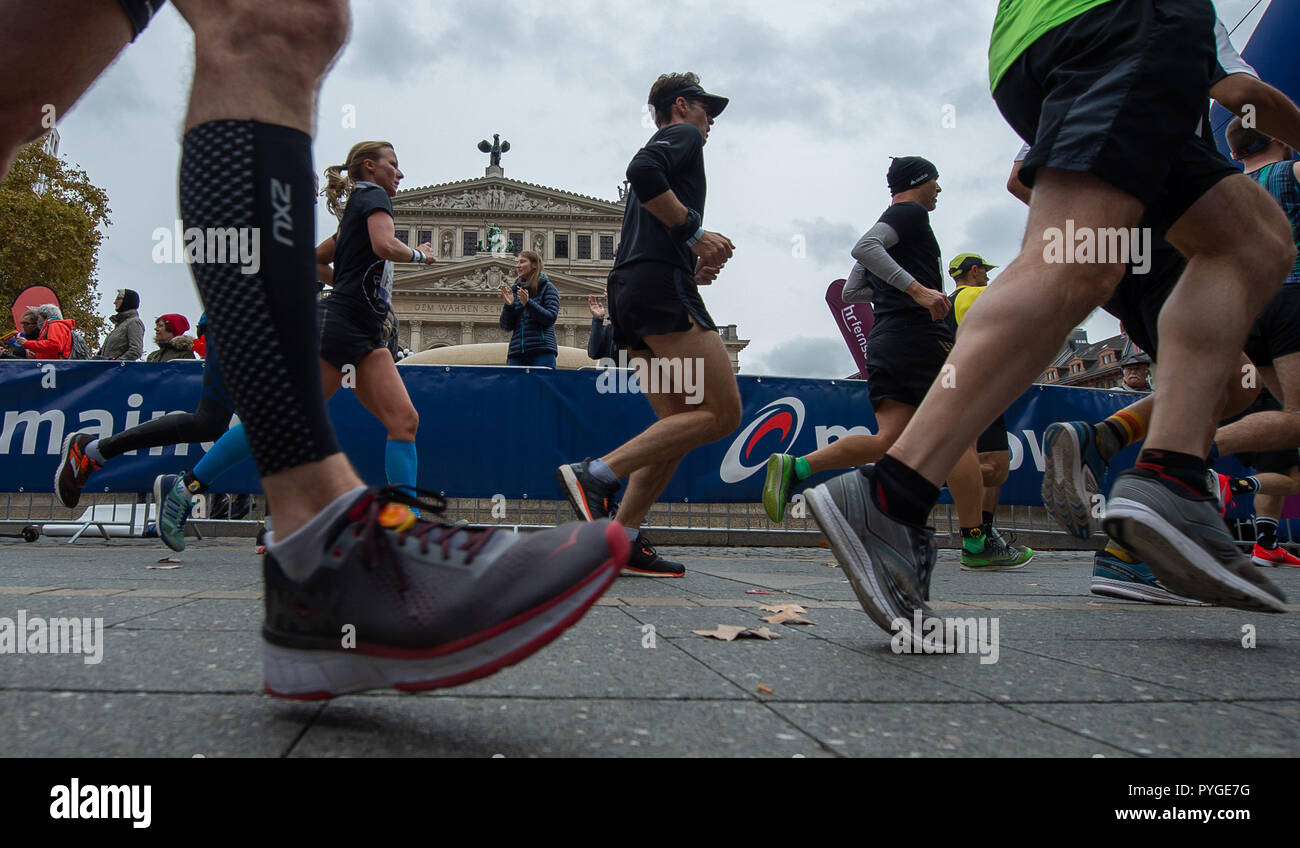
[55,0,1270,375]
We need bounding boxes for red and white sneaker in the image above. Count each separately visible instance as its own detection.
[1214,472,1233,516]
[1251,543,1300,568]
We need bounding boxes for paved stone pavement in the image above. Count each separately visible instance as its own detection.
[1,538,1296,757]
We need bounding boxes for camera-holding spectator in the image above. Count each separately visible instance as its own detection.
[499,250,559,368]
[147,313,196,362]
[10,304,77,359]
[587,295,617,362]
[97,289,145,361]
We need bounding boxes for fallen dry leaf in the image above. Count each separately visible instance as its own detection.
[762,610,815,626]
[692,625,748,641]
[757,684,774,695]
[825,562,839,568]
[146,564,182,570]
[157,556,181,563]
[692,625,781,641]
[759,603,808,614]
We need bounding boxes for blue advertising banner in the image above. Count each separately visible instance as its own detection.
[1,360,1190,509]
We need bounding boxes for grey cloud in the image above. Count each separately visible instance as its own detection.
[790,217,863,267]
[743,336,857,379]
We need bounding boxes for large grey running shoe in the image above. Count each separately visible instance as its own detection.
[1102,470,1287,613]
[262,486,629,699]
[804,465,940,645]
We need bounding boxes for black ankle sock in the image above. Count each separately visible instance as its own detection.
[1256,517,1279,549]
[181,470,207,495]
[870,455,940,526]
[1136,449,1211,499]
[982,510,994,527]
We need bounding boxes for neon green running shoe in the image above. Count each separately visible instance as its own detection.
[961,531,1033,571]
[763,453,797,523]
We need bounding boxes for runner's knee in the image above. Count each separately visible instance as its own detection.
[387,405,419,441]
[191,0,348,81]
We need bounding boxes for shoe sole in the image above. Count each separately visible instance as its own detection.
[1103,498,1287,613]
[621,565,685,578]
[1041,424,1095,540]
[53,432,84,509]
[762,455,792,523]
[1252,554,1300,568]
[152,475,187,553]
[1089,576,1209,606]
[960,559,1030,571]
[557,464,600,522]
[262,522,630,699]
[805,482,924,642]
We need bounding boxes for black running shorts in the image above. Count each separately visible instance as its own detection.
[318,300,383,372]
[866,330,952,409]
[1101,238,1187,362]
[1244,285,1300,368]
[994,0,1237,236]
[606,260,718,352]
[977,414,1010,454]
[117,0,166,40]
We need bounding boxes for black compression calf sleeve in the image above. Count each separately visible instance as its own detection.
[180,121,340,475]
[97,393,232,459]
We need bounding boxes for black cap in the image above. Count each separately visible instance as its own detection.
[887,156,939,195]
[654,83,729,118]
[1121,353,1151,367]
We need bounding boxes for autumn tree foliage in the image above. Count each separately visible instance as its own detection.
[0,142,112,347]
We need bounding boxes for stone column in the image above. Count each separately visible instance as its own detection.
[461,321,474,346]
[410,319,422,352]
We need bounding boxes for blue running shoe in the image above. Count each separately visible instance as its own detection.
[1090,550,1207,606]
[153,473,195,553]
[1041,421,1107,540]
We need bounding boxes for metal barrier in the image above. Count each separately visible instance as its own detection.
[2,491,1286,550]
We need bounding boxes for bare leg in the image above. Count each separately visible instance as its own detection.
[980,450,1010,516]
[888,169,1140,484]
[351,349,419,441]
[948,444,984,529]
[802,400,912,475]
[1216,354,1300,454]
[170,0,358,537]
[0,1,132,177]
[601,327,741,479]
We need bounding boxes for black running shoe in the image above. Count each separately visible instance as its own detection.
[261,486,629,699]
[557,459,619,521]
[623,533,685,577]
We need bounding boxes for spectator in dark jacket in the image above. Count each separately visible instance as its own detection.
[587,295,618,362]
[12,305,75,359]
[499,249,560,368]
[97,288,145,361]
[146,313,196,362]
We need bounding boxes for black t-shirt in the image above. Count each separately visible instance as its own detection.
[615,123,707,273]
[868,202,949,337]
[325,181,395,330]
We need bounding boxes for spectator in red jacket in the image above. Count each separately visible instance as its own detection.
[13,305,75,359]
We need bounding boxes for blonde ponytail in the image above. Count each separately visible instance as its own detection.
[324,140,394,219]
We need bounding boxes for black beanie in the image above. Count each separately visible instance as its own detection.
[887,156,939,195]
[118,289,140,311]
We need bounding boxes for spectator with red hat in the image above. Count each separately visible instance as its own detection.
[146,313,195,362]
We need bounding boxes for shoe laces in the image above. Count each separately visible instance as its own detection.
[351,486,499,590]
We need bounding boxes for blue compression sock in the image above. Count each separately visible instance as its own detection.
[193,423,253,486]
[385,439,418,497]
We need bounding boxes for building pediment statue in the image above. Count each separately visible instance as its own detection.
[435,266,510,291]
[406,186,599,214]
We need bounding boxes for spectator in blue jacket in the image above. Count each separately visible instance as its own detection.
[499,249,560,368]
